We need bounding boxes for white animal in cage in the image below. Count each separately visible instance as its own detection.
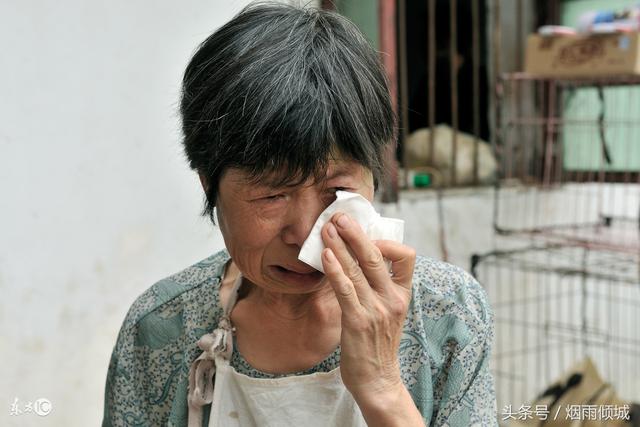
[405,124,497,186]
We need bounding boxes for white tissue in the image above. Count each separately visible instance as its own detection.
[298,191,405,273]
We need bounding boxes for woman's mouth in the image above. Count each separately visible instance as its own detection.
[270,265,324,284]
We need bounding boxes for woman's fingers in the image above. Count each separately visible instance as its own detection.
[373,240,416,290]
[322,221,375,303]
[330,214,391,290]
[321,248,362,315]
[320,212,416,298]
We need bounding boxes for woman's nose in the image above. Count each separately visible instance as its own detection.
[280,195,326,248]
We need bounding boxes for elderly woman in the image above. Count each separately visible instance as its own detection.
[102,3,496,427]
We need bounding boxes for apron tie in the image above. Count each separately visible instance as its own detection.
[187,315,234,427]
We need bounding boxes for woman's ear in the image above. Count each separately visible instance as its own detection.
[198,173,208,192]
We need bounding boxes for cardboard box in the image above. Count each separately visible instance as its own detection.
[524,33,640,77]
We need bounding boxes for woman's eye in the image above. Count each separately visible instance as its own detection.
[329,187,350,193]
[262,194,286,203]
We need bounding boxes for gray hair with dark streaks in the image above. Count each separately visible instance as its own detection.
[180,1,395,225]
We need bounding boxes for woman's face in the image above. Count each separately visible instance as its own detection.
[214,159,375,294]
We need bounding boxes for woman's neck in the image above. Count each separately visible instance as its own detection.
[245,280,340,325]
[223,260,340,328]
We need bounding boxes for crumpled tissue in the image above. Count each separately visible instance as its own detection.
[298,191,405,273]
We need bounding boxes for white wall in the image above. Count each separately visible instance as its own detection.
[0,1,264,425]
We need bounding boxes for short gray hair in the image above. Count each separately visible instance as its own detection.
[180,2,395,224]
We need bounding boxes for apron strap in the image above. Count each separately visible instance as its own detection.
[222,272,244,315]
[187,270,243,426]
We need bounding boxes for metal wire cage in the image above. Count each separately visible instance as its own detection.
[473,73,640,419]
[472,243,640,414]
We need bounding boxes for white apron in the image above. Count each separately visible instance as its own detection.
[187,273,368,427]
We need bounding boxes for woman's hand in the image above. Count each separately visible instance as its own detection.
[320,212,417,416]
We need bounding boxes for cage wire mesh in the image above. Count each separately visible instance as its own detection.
[473,74,640,417]
[473,244,640,412]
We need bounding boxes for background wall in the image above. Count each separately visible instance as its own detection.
[0,1,275,425]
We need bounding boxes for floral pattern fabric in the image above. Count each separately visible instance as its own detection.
[102,250,498,426]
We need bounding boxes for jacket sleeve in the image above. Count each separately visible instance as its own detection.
[102,312,153,427]
[102,253,227,426]
[102,279,198,427]
[431,273,498,427]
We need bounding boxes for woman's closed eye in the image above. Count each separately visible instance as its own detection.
[255,187,353,205]
[262,194,286,203]
[328,186,351,194]
[322,187,352,204]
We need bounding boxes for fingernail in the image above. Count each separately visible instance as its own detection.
[324,248,336,262]
[336,214,350,228]
[327,222,337,238]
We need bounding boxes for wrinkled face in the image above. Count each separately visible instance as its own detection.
[214,159,375,294]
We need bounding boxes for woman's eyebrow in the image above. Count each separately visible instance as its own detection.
[325,167,353,180]
[260,176,306,190]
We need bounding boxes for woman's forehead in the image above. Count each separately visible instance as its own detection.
[223,159,371,188]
